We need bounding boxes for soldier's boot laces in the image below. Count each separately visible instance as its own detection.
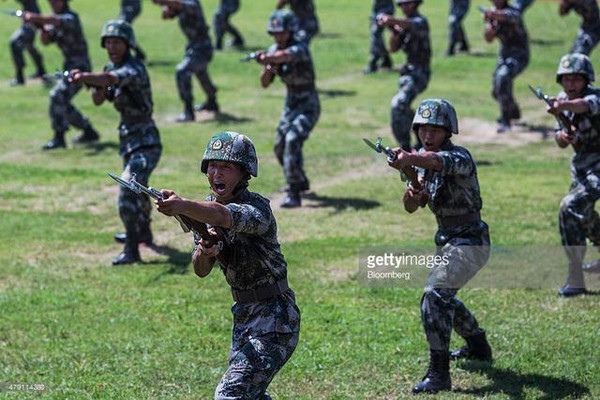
[281,187,302,208]
[114,227,153,246]
[73,126,100,145]
[412,350,451,394]
[583,259,600,273]
[112,240,141,266]
[380,55,393,69]
[195,98,220,113]
[42,133,67,151]
[450,331,493,362]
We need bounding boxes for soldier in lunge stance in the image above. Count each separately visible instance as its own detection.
[9,0,46,86]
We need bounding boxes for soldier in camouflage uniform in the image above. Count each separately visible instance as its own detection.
[24,0,100,150]
[364,0,394,74]
[153,0,219,122]
[377,0,431,151]
[118,0,147,61]
[70,20,162,265]
[213,0,244,50]
[254,10,320,208]
[545,54,600,295]
[482,0,529,133]
[559,0,600,56]
[9,0,46,86]
[156,131,301,400]
[446,0,470,56]
[387,99,492,394]
[275,0,319,44]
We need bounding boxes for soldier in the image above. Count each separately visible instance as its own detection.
[153,0,219,122]
[24,0,99,150]
[387,99,492,394]
[118,0,147,61]
[213,0,244,50]
[8,0,46,86]
[482,0,529,133]
[254,9,320,208]
[70,20,162,265]
[559,0,600,56]
[364,0,394,74]
[446,0,470,56]
[275,0,319,44]
[546,54,600,296]
[377,0,431,151]
[155,131,301,399]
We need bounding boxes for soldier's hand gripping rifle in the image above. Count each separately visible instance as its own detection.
[528,85,575,137]
[363,137,423,191]
[108,173,229,265]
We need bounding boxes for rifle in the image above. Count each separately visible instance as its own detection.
[108,173,229,265]
[240,52,259,62]
[363,137,422,191]
[528,85,575,137]
[41,70,74,84]
[2,8,23,18]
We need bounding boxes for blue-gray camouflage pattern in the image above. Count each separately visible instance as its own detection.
[489,6,529,122]
[213,0,242,47]
[557,85,600,288]
[390,14,431,150]
[201,189,300,399]
[119,0,141,23]
[284,0,319,43]
[564,0,600,55]
[173,0,217,106]
[268,40,320,187]
[448,0,469,50]
[10,0,44,74]
[415,141,490,352]
[369,0,394,61]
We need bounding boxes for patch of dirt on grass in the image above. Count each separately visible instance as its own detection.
[457,117,551,147]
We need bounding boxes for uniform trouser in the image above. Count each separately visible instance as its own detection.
[448,4,469,48]
[176,53,217,107]
[297,17,319,44]
[559,172,600,288]
[369,16,389,60]
[492,55,529,122]
[213,1,242,43]
[10,24,44,73]
[571,27,600,56]
[49,79,91,134]
[215,332,299,400]
[514,0,535,13]
[421,225,490,352]
[118,146,162,244]
[119,0,141,23]
[391,67,429,150]
[274,91,320,187]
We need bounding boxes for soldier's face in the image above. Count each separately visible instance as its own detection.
[417,124,448,152]
[104,37,128,64]
[271,31,292,48]
[560,74,587,99]
[48,0,67,13]
[206,161,245,202]
[491,0,507,9]
[399,3,418,16]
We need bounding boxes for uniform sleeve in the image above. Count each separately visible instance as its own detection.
[408,16,427,31]
[437,148,475,177]
[226,203,272,235]
[584,93,600,115]
[502,8,521,24]
[56,13,77,31]
[287,43,310,62]
[112,63,139,88]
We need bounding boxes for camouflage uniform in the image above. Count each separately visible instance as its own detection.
[390,12,431,150]
[46,5,95,144]
[489,5,529,128]
[10,0,45,84]
[268,39,320,197]
[563,0,600,55]
[174,0,218,116]
[213,0,244,50]
[366,0,394,71]
[514,0,535,13]
[447,0,469,55]
[105,52,162,254]
[118,0,146,61]
[284,0,319,44]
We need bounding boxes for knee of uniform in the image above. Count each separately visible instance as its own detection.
[175,67,192,79]
[449,15,457,24]
[421,288,454,311]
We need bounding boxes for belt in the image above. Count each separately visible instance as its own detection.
[287,83,316,93]
[437,212,481,229]
[231,278,289,304]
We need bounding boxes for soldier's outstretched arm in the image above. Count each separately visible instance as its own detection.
[156,190,233,229]
[23,11,60,27]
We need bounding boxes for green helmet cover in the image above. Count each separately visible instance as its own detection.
[201,131,258,177]
[101,20,136,48]
[412,98,459,135]
[556,53,595,83]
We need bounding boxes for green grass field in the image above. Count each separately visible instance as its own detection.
[1,0,600,398]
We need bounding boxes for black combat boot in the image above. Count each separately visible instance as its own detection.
[73,125,100,144]
[363,56,379,74]
[412,350,451,394]
[176,102,196,122]
[380,54,393,69]
[195,97,220,113]
[10,70,25,86]
[42,131,67,150]
[112,238,141,265]
[450,330,493,361]
[114,226,153,246]
[459,38,470,53]
[281,184,302,208]
[445,43,456,57]
[279,178,310,193]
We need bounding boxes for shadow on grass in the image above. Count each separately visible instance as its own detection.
[514,122,552,140]
[456,362,590,399]
[317,88,357,98]
[465,51,497,58]
[146,59,177,67]
[83,141,120,155]
[316,32,342,39]
[145,244,190,276]
[196,112,254,124]
[303,192,380,214]
[530,38,564,46]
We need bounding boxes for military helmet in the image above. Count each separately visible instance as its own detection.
[267,9,298,33]
[556,53,595,83]
[101,20,136,48]
[412,99,459,135]
[201,131,258,177]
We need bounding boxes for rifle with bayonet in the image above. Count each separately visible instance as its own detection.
[363,137,423,192]
[528,85,575,138]
[240,52,259,62]
[2,8,23,18]
[108,173,229,265]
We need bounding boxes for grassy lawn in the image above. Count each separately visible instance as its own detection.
[1,0,599,398]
